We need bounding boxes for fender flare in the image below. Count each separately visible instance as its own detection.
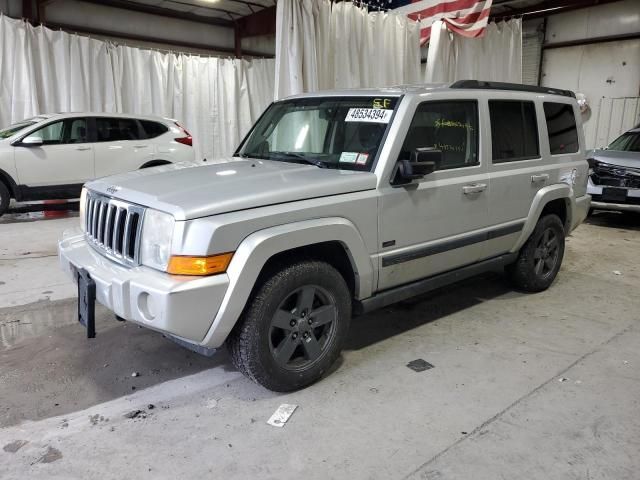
[511,183,572,252]
[200,217,373,348]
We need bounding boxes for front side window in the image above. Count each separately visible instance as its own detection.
[238,96,399,171]
[489,100,539,162]
[28,118,88,145]
[544,102,579,154]
[31,121,64,145]
[95,118,142,142]
[607,132,640,152]
[400,100,479,170]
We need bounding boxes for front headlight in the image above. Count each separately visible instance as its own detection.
[140,209,175,271]
[79,188,87,231]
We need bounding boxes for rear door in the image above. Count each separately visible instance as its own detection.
[484,98,551,257]
[14,117,94,188]
[92,117,154,178]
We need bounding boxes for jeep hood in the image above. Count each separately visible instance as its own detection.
[87,158,377,220]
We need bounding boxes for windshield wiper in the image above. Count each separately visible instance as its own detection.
[267,152,329,169]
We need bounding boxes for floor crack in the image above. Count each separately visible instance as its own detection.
[402,322,636,479]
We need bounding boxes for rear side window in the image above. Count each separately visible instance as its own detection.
[489,100,539,162]
[544,102,579,154]
[401,100,479,170]
[140,120,168,139]
[94,118,143,142]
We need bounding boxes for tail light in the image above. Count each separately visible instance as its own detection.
[175,122,193,147]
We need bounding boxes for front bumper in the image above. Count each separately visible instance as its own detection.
[59,229,229,344]
[590,200,640,213]
[587,177,640,213]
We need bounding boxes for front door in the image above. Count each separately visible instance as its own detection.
[14,117,94,191]
[378,100,490,291]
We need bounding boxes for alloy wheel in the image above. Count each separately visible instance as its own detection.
[533,228,560,278]
[268,285,338,371]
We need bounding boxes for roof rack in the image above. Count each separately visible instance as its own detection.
[450,80,576,99]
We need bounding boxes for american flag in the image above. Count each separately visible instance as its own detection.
[363,0,494,45]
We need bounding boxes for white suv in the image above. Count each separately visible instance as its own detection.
[0,113,196,216]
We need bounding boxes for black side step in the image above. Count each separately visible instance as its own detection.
[354,253,517,315]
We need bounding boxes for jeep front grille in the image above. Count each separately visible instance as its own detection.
[85,191,145,266]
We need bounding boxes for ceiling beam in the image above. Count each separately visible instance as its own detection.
[225,0,268,11]
[544,31,640,49]
[164,0,244,21]
[22,0,34,20]
[74,0,233,27]
[45,21,273,57]
[490,0,625,21]
[236,5,276,38]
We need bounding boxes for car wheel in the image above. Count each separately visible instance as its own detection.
[507,214,565,292]
[228,260,351,392]
[0,182,9,217]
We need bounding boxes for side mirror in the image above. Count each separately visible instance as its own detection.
[392,148,441,186]
[21,136,43,146]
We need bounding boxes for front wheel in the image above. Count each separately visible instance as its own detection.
[227,260,351,392]
[0,182,9,217]
[507,214,565,292]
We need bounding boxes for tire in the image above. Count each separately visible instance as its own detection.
[506,214,565,292]
[0,182,9,217]
[227,260,351,392]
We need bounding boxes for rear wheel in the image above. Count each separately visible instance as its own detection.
[0,182,9,217]
[227,260,351,392]
[507,214,565,292]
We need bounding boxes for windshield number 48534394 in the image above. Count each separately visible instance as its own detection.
[345,108,393,124]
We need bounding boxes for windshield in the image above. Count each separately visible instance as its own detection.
[607,132,640,152]
[237,96,399,171]
[0,119,39,139]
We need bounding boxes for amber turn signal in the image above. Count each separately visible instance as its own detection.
[167,252,234,276]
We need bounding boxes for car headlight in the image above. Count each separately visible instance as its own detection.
[140,209,175,271]
[79,188,87,231]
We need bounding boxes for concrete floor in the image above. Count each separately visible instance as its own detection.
[0,209,638,479]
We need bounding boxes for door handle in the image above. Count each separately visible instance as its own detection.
[75,146,91,151]
[531,174,549,183]
[133,145,149,149]
[463,183,487,195]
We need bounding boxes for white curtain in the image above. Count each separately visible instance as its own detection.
[0,15,275,161]
[275,0,421,99]
[425,19,522,84]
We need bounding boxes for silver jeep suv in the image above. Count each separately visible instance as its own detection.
[59,81,591,391]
